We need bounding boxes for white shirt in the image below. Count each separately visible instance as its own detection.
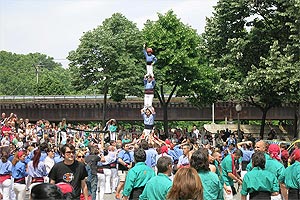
[44,156,55,174]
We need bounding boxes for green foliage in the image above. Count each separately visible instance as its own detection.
[143,10,219,106]
[68,13,144,102]
[0,51,73,95]
[203,0,300,137]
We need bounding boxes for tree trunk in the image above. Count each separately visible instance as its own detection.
[260,108,268,139]
[155,83,177,139]
[162,102,169,138]
[296,103,300,139]
[102,87,108,126]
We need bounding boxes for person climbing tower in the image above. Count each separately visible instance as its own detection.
[141,106,156,138]
[143,43,157,77]
[143,75,156,108]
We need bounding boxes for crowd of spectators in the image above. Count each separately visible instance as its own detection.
[0,112,299,200]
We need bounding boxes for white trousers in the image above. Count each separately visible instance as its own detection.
[146,65,154,77]
[61,131,67,144]
[144,94,154,107]
[96,173,105,200]
[13,183,26,200]
[110,168,118,193]
[103,168,111,194]
[110,132,116,141]
[143,129,153,137]
[0,179,11,200]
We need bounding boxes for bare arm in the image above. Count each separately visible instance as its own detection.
[81,179,89,200]
[49,179,56,184]
[280,182,288,200]
[228,172,242,185]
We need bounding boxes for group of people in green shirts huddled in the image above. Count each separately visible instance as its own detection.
[119,139,299,200]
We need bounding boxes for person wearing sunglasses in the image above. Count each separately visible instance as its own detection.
[76,151,85,163]
[48,144,89,200]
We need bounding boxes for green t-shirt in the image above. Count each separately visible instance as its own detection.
[198,170,223,200]
[139,173,172,200]
[221,154,234,186]
[280,161,300,189]
[123,162,155,197]
[241,167,279,196]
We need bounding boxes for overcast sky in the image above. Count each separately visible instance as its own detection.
[0,0,218,68]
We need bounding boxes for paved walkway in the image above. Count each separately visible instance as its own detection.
[25,184,241,200]
[25,192,116,200]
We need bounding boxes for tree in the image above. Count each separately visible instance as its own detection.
[142,10,219,136]
[0,51,72,95]
[68,13,144,125]
[203,0,300,138]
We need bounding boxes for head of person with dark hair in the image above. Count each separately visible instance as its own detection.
[60,143,75,155]
[251,151,266,169]
[182,144,191,156]
[134,148,146,163]
[1,151,9,163]
[60,144,76,165]
[140,140,149,150]
[39,143,49,152]
[157,156,172,174]
[233,149,243,160]
[167,167,203,200]
[190,149,210,172]
[31,183,71,200]
[89,146,99,155]
[122,142,131,152]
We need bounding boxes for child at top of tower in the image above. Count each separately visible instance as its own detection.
[143,44,157,77]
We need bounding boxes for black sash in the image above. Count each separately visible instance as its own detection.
[249,191,271,199]
[129,186,145,200]
[118,163,129,171]
[144,124,154,130]
[289,188,300,200]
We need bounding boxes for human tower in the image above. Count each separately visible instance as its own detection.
[141,44,157,138]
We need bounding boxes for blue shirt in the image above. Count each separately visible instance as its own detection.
[0,160,12,175]
[168,145,183,161]
[178,155,189,166]
[118,150,134,164]
[143,49,157,64]
[144,79,156,90]
[145,148,158,168]
[54,153,63,163]
[12,161,28,179]
[240,148,254,162]
[142,113,155,126]
[27,161,48,177]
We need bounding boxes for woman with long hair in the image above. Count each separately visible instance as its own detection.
[0,151,13,199]
[167,167,203,200]
[27,148,48,190]
[190,149,223,200]
[12,150,28,200]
